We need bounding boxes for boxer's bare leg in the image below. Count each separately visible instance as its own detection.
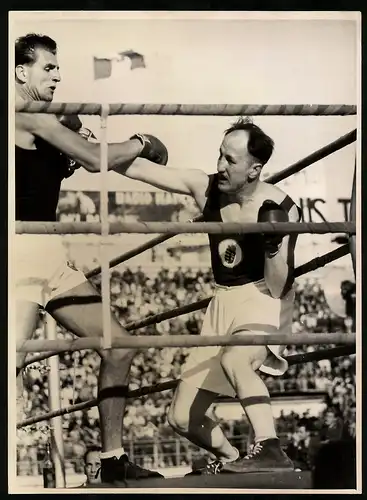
[45,281,135,454]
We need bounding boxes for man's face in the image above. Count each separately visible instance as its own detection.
[217,130,260,194]
[85,451,101,485]
[17,48,61,101]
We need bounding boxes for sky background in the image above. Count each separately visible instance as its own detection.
[10,12,359,206]
[10,12,360,275]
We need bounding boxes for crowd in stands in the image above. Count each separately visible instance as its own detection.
[17,267,356,475]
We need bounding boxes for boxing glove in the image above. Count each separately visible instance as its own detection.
[130,133,168,165]
[258,200,289,256]
[58,114,83,132]
[64,127,97,178]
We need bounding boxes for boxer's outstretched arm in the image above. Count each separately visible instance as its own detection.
[115,160,210,197]
[16,112,142,173]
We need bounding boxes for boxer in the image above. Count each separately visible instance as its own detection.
[116,116,301,474]
[14,33,167,483]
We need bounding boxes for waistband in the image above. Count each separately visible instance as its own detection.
[214,279,266,292]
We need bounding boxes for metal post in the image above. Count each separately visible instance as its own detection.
[349,162,356,276]
[45,313,65,488]
[100,104,112,350]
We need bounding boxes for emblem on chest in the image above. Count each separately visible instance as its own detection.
[218,238,243,268]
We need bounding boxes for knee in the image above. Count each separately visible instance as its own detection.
[220,347,254,380]
[167,402,190,433]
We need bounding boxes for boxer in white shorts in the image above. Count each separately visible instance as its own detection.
[117,116,301,474]
[14,33,168,482]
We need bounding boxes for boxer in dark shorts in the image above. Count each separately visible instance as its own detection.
[14,32,168,483]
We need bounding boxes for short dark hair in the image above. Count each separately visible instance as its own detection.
[224,117,274,165]
[15,33,57,67]
[84,445,102,464]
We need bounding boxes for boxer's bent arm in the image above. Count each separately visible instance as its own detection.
[16,113,142,173]
[114,161,210,197]
[264,205,299,299]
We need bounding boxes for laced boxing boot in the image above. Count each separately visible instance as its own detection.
[101,454,164,484]
[222,438,294,473]
[185,456,224,476]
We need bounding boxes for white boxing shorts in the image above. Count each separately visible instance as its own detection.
[180,279,295,397]
[11,234,87,307]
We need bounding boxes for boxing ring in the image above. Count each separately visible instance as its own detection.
[14,102,358,490]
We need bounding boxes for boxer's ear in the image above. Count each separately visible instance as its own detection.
[15,64,27,83]
[248,162,262,180]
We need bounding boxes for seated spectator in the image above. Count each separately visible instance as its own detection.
[76,446,102,487]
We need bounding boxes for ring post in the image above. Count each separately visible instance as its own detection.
[349,162,356,276]
[45,313,65,488]
[100,104,112,350]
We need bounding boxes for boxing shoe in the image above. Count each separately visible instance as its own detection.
[185,457,224,476]
[101,454,164,484]
[222,438,294,473]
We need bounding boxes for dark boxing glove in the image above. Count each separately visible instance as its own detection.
[58,114,83,132]
[258,200,289,256]
[130,133,168,165]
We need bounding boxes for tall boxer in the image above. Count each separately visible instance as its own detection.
[15,33,167,483]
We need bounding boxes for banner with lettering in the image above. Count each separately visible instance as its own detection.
[57,190,352,224]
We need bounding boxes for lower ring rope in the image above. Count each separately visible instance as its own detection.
[17,345,356,429]
[17,332,356,354]
[20,243,351,369]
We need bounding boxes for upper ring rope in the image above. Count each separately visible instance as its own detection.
[15,221,355,235]
[15,102,357,116]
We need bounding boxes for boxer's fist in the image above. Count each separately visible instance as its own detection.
[130,133,168,165]
[258,200,288,256]
[58,114,83,132]
[64,127,97,178]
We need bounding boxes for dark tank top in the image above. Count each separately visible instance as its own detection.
[16,139,70,221]
[203,174,299,287]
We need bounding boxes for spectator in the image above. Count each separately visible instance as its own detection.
[76,446,102,487]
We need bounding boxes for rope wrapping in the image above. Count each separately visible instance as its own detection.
[15,221,356,235]
[15,102,357,116]
[16,344,356,429]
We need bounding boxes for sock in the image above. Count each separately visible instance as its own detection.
[220,447,240,463]
[100,447,126,460]
[254,437,279,444]
[239,396,277,442]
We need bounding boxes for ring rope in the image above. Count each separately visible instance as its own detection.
[17,345,356,429]
[267,129,356,185]
[15,102,357,116]
[20,243,350,369]
[86,214,204,279]
[15,221,356,235]
[17,332,356,354]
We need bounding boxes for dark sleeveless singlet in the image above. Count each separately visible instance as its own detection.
[203,174,300,287]
[15,138,70,222]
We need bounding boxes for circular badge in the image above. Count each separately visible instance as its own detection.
[218,239,243,268]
